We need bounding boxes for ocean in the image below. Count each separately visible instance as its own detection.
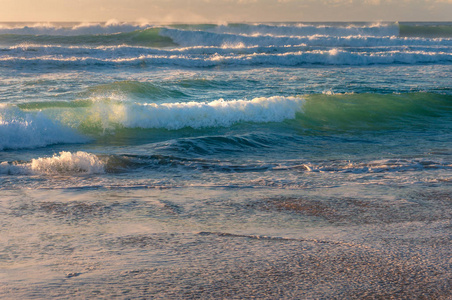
[1,21,451,298]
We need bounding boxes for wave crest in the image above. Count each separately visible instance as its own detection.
[6,96,304,135]
[115,96,304,130]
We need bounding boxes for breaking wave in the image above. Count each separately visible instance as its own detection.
[0,96,304,149]
[1,92,450,151]
[0,104,88,150]
[0,151,105,175]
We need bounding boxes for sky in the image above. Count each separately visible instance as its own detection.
[0,0,451,23]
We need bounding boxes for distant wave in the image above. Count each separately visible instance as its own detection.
[2,26,449,49]
[1,22,451,68]
[208,22,400,37]
[0,21,151,36]
[400,23,452,38]
[2,49,451,68]
[0,28,176,47]
[0,22,451,44]
[159,28,452,48]
[0,21,402,38]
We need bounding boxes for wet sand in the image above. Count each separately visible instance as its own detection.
[1,189,451,299]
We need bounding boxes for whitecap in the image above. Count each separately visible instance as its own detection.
[0,151,105,176]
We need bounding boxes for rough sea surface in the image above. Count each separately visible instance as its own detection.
[1,21,452,299]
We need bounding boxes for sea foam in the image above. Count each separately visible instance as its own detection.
[0,151,105,175]
[30,151,105,175]
[103,96,304,130]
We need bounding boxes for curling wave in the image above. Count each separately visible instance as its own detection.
[0,96,304,149]
[0,104,88,150]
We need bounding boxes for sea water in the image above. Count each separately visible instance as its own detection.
[1,22,451,298]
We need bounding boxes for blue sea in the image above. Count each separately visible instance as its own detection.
[1,21,451,298]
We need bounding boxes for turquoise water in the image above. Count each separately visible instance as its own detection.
[1,22,451,298]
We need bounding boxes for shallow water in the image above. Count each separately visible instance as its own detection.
[1,21,451,299]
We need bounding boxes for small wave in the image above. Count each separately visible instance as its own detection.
[84,153,452,175]
[31,151,105,175]
[300,159,452,174]
[82,81,188,101]
[0,152,272,176]
[0,151,105,175]
[158,134,275,156]
[2,152,449,178]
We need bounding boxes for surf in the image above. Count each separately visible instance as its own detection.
[0,151,105,175]
[0,96,304,150]
[2,92,451,151]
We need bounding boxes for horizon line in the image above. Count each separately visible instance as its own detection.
[0,20,451,24]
